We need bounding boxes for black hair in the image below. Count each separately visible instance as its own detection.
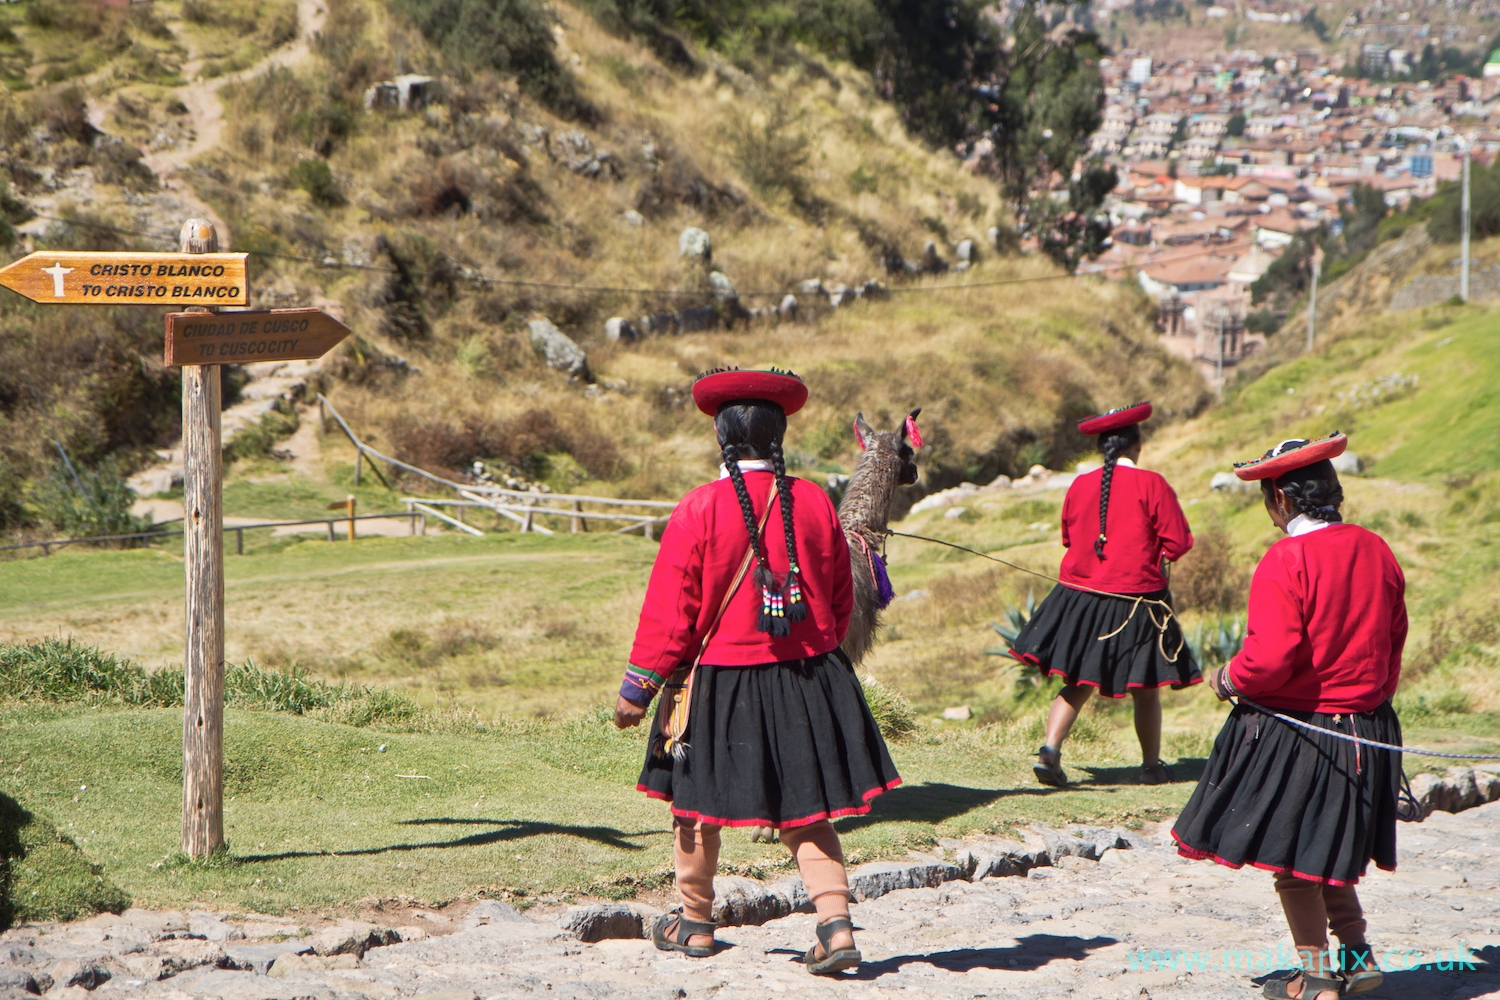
[1095,423,1141,559]
[1261,454,1344,524]
[715,400,806,635]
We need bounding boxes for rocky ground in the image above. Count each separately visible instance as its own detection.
[3,803,1498,1000]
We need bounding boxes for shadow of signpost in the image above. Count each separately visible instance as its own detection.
[237,817,666,863]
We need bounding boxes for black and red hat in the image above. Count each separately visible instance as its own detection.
[692,367,808,416]
[1233,432,1347,482]
[1078,401,1152,436]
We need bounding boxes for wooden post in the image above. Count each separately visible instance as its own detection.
[346,495,356,541]
[180,219,225,859]
[354,450,363,487]
[571,499,581,534]
[327,521,336,542]
[644,517,654,542]
[235,528,244,556]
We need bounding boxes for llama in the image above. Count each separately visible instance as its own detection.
[839,409,922,666]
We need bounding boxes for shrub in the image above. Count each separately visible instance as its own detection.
[27,457,150,541]
[861,676,916,741]
[1172,526,1250,613]
[290,158,344,206]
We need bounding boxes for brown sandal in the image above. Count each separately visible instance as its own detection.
[651,912,716,958]
[1138,760,1174,785]
[1034,745,1068,787]
[1261,970,1343,999]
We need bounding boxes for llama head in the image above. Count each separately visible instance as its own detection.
[852,408,922,487]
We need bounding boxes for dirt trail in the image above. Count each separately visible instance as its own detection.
[139,0,328,245]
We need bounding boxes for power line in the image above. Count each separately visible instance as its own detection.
[19,212,1247,301]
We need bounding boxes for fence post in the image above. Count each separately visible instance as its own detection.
[644,517,653,542]
[235,528,244,556]
[180,218,226,860]
[571,499,581,534]
[327,521,336,542]
[354,450,363,487]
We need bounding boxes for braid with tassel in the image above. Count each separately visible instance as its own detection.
[768,440,807,624]
[722,443,782,635]
[1094,426,1138,559]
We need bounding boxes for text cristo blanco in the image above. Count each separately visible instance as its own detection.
[78,262,242,300]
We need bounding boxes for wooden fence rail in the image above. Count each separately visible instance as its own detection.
[318,393,677,537]
[0,512,424,557]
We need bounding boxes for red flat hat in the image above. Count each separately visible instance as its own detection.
[1234,432,1348,481]
[692,367,808,416]
[1078,401,1152,436]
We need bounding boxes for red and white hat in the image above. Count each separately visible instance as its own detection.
[1233,432,1348,482]
[692,367,808,416]
[1077,401,1152,437]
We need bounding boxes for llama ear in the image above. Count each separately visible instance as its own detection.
[853,413,872,451]
[903,410,924,450]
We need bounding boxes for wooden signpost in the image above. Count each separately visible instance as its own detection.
[0,220,351,859]
[0,250,248,305]
[164,308,352,366]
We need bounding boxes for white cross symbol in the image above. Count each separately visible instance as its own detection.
[42,262,74,298]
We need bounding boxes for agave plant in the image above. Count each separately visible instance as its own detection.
[986,589,1037,654]
[1187,615,1247,669]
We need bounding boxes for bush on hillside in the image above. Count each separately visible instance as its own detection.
[385,0,593,119]
[386,407,623,481]
[1171,526,1250,613]
[27,457,150,541]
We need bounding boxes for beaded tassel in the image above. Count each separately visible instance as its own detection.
[760,582,791,637]
[785,565,808,623]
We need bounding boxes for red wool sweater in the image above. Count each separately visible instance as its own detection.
[1059,464,1194,594]
[625,473,853,700]
[1228,524,1407,714]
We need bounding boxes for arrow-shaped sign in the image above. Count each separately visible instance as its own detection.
[164,308,352,366]
[0,250,249,305]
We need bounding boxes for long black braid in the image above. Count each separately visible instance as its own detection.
[1262,455,1344,524]
[716,401,800,635]
[1095,423,1141,559]
[767,439,807,623]
[721,442,775,617]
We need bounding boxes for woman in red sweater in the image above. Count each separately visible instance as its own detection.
[614,367,900,976]
[1010,402,1200,786]
[1173,434,1406,1000]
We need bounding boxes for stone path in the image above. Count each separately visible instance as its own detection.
[4,805,1498,1000]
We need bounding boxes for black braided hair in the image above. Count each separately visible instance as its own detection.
[1261,452,1344,524]
[716,400,795,635]
[767,439,807,623]
[1095,423,1142,559]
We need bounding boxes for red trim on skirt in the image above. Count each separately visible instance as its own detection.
[1170,828,1394,887]
[1006,650,1203,699]
[635,777,903,830]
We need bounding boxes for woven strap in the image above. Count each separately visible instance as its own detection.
[656,481,777,758]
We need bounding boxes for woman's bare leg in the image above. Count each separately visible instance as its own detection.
[1043,684,1094,751]
[1131,686,1162,766]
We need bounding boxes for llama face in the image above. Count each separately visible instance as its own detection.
[852,409,922,487]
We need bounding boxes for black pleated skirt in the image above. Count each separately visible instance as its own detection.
[1171,701,1402,886]
[1009,584,1201,697]
[636,651,902,829]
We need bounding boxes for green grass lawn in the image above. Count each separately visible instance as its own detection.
[1,699,1217,915]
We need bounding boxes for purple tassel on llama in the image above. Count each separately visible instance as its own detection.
[871,552,896,610]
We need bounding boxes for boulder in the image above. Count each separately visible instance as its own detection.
[711,875,812,927]
[987,226,1001,248]
[622,209,645,227]
[640,311,677,336]
[268,952,359,978]
[461,900,530,929]
[604,317,639,343]
[223,942,314,976]
[922,241,949,274]
[308,923,401,958]
[778,294,798,321]
[1406,767,1500,820]
[0,968,39,994]
[860,279,889,300]
[188,915,244,943]
[708,271,738,302]
[678,227,712,265]
[956,839,1049,879]
[1331,451,1362,474]
[847,860,961,901]
[528,318,591,380]
[956,239,976,263]
[1210,471,1257,493]
[796,278,824,296]
[676,305,718,333]
[560,903,659,942]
